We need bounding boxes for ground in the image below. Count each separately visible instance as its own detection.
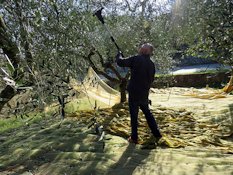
[0,87,233,175]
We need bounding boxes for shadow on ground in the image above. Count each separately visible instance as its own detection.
[1,100,233,175]
[0,116,106,174]
[0,113,154,175]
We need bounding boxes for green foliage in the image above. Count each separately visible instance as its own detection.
[5,0,233,114]
[172,0,233,65]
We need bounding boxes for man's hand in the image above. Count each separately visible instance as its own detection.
[115,50,123,64]
[116,50,123,59]
[115,50,133,67]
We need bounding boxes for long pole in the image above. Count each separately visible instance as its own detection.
[93,8,123,56]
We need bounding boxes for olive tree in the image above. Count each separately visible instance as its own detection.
[171,0,232,89]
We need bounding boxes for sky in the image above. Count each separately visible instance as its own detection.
[116,0,172,6]
[114,0,174,13]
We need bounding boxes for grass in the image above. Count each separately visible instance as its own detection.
[0,96,109,134]
[0,113,45,133]
[0,112,112,174]
[0,117,22,133]
[0,96,114,173]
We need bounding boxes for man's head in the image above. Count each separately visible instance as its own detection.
[138,43,154,56]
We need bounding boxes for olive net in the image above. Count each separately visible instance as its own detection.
[183,88,227,99]
[182,79,233,99]
[69,68,232,152]
[82,67,120,106]
[68,102,233,152]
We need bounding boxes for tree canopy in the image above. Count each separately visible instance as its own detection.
[0,0,232,113]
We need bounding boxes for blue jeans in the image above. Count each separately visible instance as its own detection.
[129,99,161,141]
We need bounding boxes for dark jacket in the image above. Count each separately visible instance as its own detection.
[116,54,155,102]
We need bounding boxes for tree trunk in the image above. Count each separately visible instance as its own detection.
[119,78,127,103]
[85,49,128,103]
[0,86,17,111]
[15,0,34,83]
[0,16,21,112]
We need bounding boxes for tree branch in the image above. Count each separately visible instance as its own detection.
[107,64,123,80]
[95,49,122,80]
[83,49,120,83]
[125,70,131,80]
[15,0,34,69]
[95,49,105,66]
[125,0,140,12]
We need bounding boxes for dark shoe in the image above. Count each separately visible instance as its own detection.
[141,139,156,149]
[128,137,138,144]
[141,143,156,149]
[141,135,162,149]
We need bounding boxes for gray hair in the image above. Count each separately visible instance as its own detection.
[139,43,154,55]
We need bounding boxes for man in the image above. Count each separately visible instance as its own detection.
[116,43,162,144]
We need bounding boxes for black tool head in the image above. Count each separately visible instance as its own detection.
[93,7,104,24]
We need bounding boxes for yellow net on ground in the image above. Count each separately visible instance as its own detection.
[223,76,233,93]
[183,75,233,99]
[68,69,232,151]
[183,88,227,99]
[223,84,233,93]
[68,102,233,153]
